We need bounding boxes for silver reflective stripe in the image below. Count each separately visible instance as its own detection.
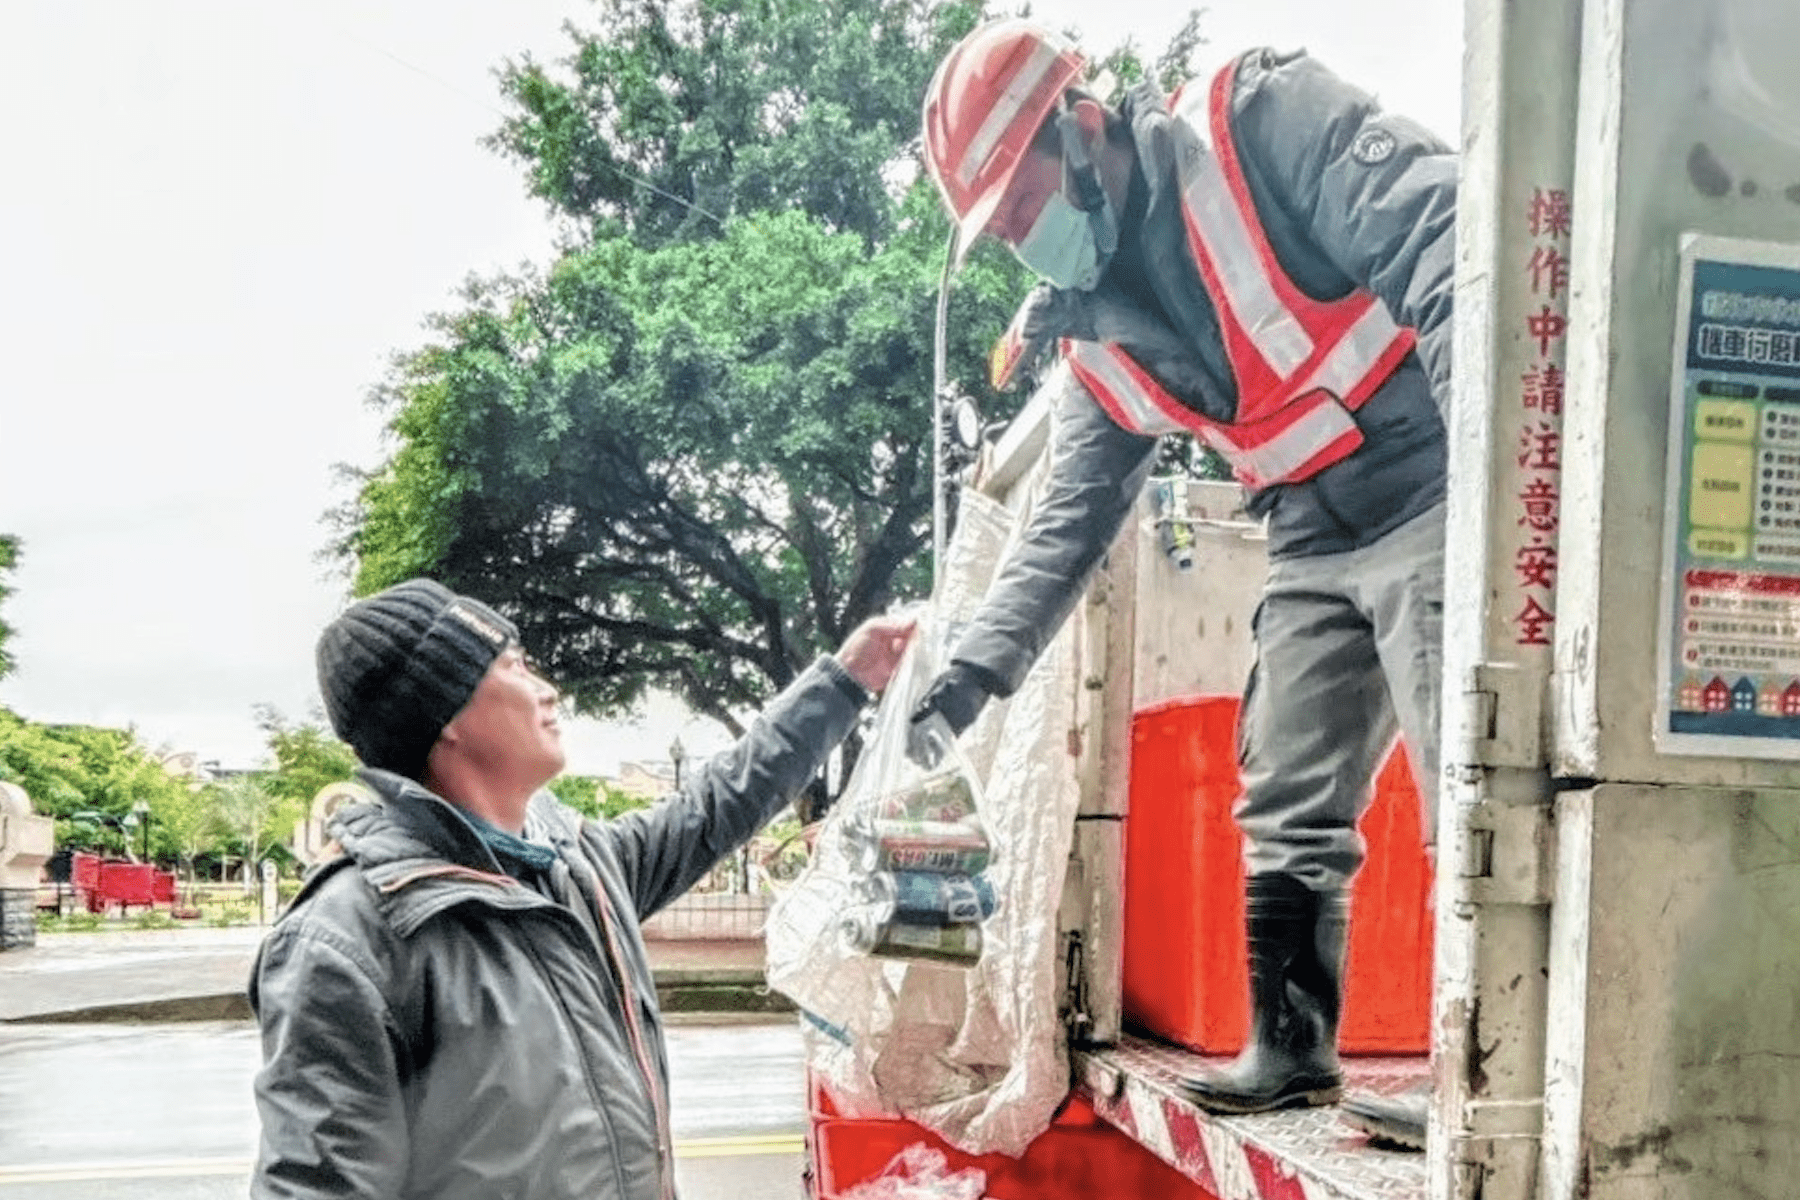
[1300,299,1406,400]
[1237,401,1360,486]
[1068,343,1190,436]
[1173,102,1314,376]
[957,41,1061,188]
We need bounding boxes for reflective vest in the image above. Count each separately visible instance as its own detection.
[1065,55,1416,490]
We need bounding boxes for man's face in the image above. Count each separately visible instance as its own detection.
[443,646,566,790]
[984,142,1065,249]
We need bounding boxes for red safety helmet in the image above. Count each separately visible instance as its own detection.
[921,20,1087,263]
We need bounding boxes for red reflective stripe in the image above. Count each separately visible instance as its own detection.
[1070,338,1367,488]
[1207,60,1357,355]
[1065,59,1417,489]
[1066,341,1205,438]
[1171,86,1314,386]
[1341,320,1419,412]
[1207,62,1301,320]
[1242,421,1363,489]
[1171,102,1289,406]
[1226,391,1360,487]
[1070,353,1151,434]
[1299,298,1416,411]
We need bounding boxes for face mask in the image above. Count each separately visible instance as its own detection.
[1012,188,1112,292]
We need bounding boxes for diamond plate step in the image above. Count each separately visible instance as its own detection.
[1075,1034,1428,1200]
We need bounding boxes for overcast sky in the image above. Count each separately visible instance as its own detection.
[0,1,1459,776]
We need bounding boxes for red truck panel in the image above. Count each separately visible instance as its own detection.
[1122,696,1433,1055]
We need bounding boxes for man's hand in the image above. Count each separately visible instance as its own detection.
[834,614,918,695]
[905,662,995,768]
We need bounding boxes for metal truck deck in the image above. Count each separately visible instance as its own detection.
[1076,1036,1427,1200]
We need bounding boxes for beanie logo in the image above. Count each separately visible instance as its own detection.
[446,599,511,648]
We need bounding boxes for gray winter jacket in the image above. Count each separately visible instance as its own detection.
[248,657,865,1200]
[954,50,1457,696]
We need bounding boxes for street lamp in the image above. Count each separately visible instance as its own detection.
[130,799,150,862]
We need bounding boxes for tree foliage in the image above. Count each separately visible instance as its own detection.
[337,0,1029,744]
[547,773,651,821]
[490,0,980,245]
[0,710,194,857]
[0,706,344,869]
[211,774,293,870]
[254,706,358,809]
[0,535,19,680]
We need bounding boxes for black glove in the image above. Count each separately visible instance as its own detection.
[905,662,997,768]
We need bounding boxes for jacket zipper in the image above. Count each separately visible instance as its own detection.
[581,870,677,1200]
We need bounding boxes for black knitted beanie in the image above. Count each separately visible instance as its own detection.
[315,579,517,780]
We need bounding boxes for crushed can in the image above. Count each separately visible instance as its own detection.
[841,908,984,965]
[871,770,979,824]
[861,870,997,926]
[845,816,992,876]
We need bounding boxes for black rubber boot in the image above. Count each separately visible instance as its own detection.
[1180,874,1347,1115]
[1341,1082,1428,1150]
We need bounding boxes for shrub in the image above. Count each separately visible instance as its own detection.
[208,903,254,928]
[36,911,104,933]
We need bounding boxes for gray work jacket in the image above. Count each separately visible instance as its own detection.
[248,657,865,1200]
[955,50,1457,696]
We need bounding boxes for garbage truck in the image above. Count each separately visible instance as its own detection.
[792,0,1800,1196]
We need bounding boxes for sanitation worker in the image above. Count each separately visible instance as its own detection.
[249,578,915,1198]
[908,19,1452,1145]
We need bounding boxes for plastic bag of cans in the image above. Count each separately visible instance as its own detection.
[838,768,999,967]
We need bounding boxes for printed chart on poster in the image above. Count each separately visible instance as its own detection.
[1657,233,1800,758]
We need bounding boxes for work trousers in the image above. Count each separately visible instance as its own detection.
[1235,502,1446,892]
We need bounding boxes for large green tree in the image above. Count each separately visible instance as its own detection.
[338,0,1024,741]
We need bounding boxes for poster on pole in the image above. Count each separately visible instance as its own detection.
[1656,233,1800,758]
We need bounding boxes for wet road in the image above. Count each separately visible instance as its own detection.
[0,1018,808,1198]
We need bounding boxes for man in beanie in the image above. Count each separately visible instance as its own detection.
[249,578,915,1200]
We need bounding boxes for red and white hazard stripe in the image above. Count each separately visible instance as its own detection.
[1075,1038,1427,1200]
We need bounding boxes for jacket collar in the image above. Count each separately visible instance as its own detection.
[321,769,558,936]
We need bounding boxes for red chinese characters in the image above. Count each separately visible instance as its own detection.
[1527,188,1572,240]
[1526,245,1570,299]
[1517,421,1562,472]
[1522,364,1564,415]
[1512,187,1571,646]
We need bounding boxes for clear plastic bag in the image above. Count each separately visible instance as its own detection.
[766,605,995,1019]
[767,477,1090,1157]
[839,1144,988,1200]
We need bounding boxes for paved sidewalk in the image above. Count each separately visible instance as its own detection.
[0,926,778,1023]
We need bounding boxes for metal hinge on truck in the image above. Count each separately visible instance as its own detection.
[1457,662,1554,907]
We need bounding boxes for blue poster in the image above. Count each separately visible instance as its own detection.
[1659,236,1800,757]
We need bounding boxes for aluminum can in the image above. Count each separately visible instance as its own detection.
[861,870,997,926]
[841,908,984,965]
[870,770,979,824]
[845,817,991,876]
